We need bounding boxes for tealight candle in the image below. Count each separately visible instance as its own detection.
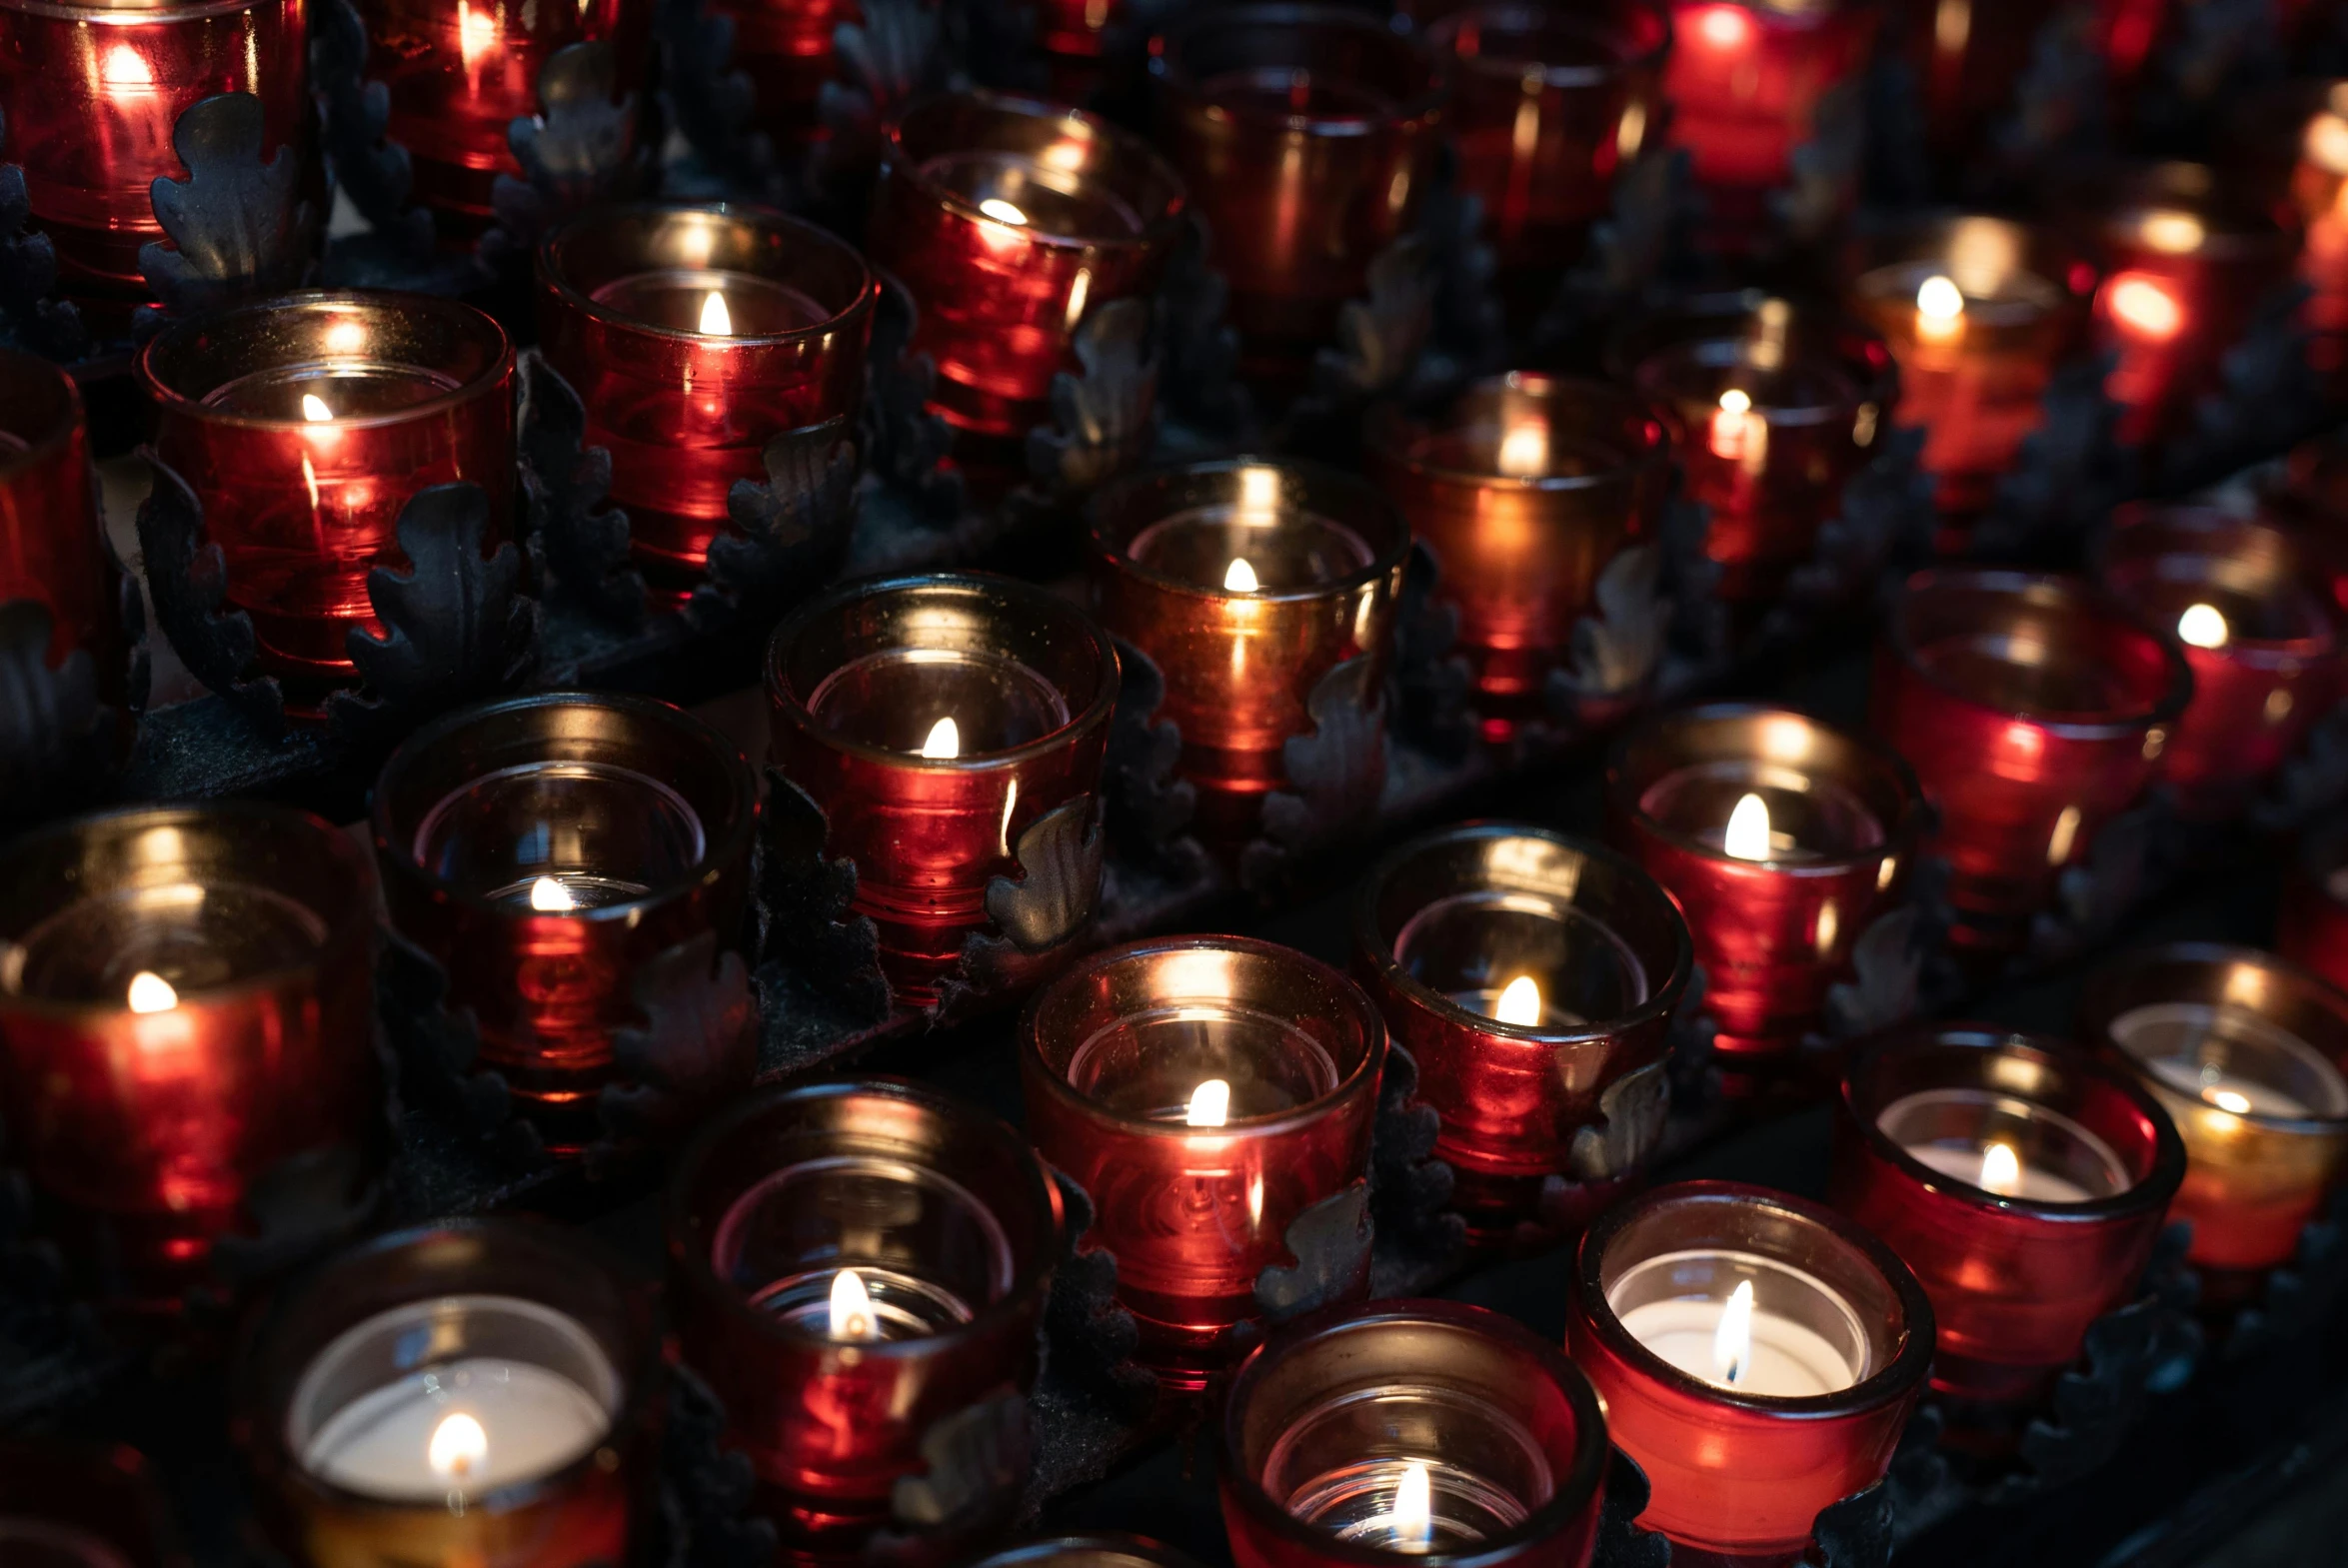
[1352,823,1691,1248]
[1089,459,1409,846]
[138,292,516,697]
[0,349,123,698]
[1022,937,1385,1390]
[1610,1260,1861,1396]
[667,1080,1058,1558]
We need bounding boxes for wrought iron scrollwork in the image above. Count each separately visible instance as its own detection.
[517,349,646,624]
[0,107,88,360]
[1025,298,1158,501]
[133,453,286,738]
[137,92,311,330]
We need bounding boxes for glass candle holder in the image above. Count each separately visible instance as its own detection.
[0,1442,182,1568]
[1845,217,2081,533]
[1607,704,1925,1076]
[1612,293,1893,605]
[138,291,515,695]
[696,0,855,148]
[1365,373,1670,740]
[2092,505,2345,820]
[1829,1025,2184,1412]
[0,802,379,1309]
[1035,0,1127,102]
[2081,943,2348,1295]
[1021,936,1385,1391]
[0,348,122,687]
[371,692,760,1152]
[869,91,1186,474]
[1087,458,1410,846]
[1564,1180,1934,1561]
[972,1536,1210,1568]
[536,202,875,596]
[2279,817,2348,996]
[1218,1300,1608,1568]
[2277,84,2348,389]
[1150,5,1446,385]
[361,0,650,237]
[242,1219,657,1568]
[666,1078,1060,1558]
[766,572,1121,1006]
[1871,569,2190,957]
[1351,824,1690,1250]
[0,0,307,314]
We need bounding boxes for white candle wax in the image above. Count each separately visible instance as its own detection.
[2144,1057,2312,1117]
[1876,1087,2133,1202]
[1900,1142,2096,1203]
[1612,1294,1858,1397]
[2112,1001,2348,1120]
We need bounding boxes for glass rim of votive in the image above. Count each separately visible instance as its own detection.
[0,800,375,1018]
[134,289,514,434]
[2083,941,2348,1132]
[1354,821,1692,1042]
[665,1075,1061,1356]
[0,346,81,481]
[765,570,1122,770]
[1088,456,1414,604]
[0,0,269,21]
[1422,0,1673,86]
[886,89,1189,250]
[1021,934,1387,1134]
[1219,1298,1610,1568]
[1577,1179,1935,1414]
[1841,1023,2186,1218]
[1886,567,2195,738]
[2098,169,2289,261]
[1367,371,1669,493]
[371,689,760,923]
[2094,504,2342,662]
[1844,214,2076,311]
[1606,702,1927,875]
[537,200,878,347]
[1151,3,1451,130]
[965,1533,1211,1568]
[1602,287,1897,406]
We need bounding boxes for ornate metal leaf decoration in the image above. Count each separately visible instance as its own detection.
[863,275,965,520]
[133,452,286,736]
[986,796,1105,953]
[755,771,892,1022]
[1157,213,1250,433]
[2028,797,2174,965]
[1313,235,1436,401]
[1244,656,1387,893]
[1255,1179,1372,1325]
[518,348,645,623]
[1555,542,1663,701]
[1368,1038,1462,1293]
[1565,1059,1671,1183]
[2161,282,2325,494]
[1771,80,1864,247]
[205,1142,379,1288]
[882,1390,1032,1536]
[0,600,117,829]
[1392,540,1475,760]
[375,927,519,1141]
[1821,903,1924,1040]
[597,931,758,1148]
[1044,1167,1156,1412]
[655,0,786,194]
[1767,426,1933,637]
[1992,5,2109,170]
[691,423,861,627]
[2229,1189,2348,1358]
[1026,298,1159,499]
[660,1363,780,1568]
[0,108,87,360]
[1101,635,1201,871]
[138,92,310,322]
[1981,354,2132,559]
[1590,1449,1671,1568]
[312,0,433,256]
[482,42,650,270]
[814,0,943,200]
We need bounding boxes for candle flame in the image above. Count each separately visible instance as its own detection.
[2210,1087,2253,1114]
[428,1411,488,1479]
[456,0,499,67]
[2107,275,2184,341]
[1717,388,1752,415]
[1712,1279,1754,1386]
[1492,975,1543,1027]
[529,875,580,912]
[1185,1077,1231,1127]
[126,970,178,1013]
[920,717,961,760]
[979,197,1030,226]
[301,393,335,423]
[829,1267,878,1339]
[2177,602,2229,650]
[1223,557,1260,594]
[1697,2,1751,46]
[1391,1460,1433,1550]
[2139,211,2206,256]
[1496,420,1549,479]
[1916,275,1964,320]
[102,45,153,87]
[1724,792,1773,861]
[699,291,733,337]
[1979,1140,2022,1196]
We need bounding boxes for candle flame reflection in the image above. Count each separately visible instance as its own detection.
[456,0,499,68]
[2210,1087,2253,1114]
[1223,557,1260,594]
[1979,1140,2022,1195]
[1697,3,1751,46]
[920,717,961,760]
[2177,602,2229,649]
[829,1267,878,1339]
[2107,275,2184,341]
[302,393,335,423]
[1712,1279,1754,1386]
[699,291,733,337]
[1185,1077,1231,1127]
[126,970,178,1013]
[102,45,154,88]
[979,197,1030,227]
[1496,420,1548,478]
[1916,274,1965,346]
[1724,792,1773,861]
[1492,975,1543,1027]
[1391,1460,1433,1551]
[428,1411,488,1479]
[529,875,580,912]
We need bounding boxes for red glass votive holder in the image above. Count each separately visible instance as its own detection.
[2280,85,2348,388]
[1565,1181,1933,1562]
[766,572,1120,1006]
[667,1078,1060,1557]
[2092,505,2346,820]
[242,1219,658,1568]
[537,202,875,596]
[1829,1025,2184,1412]
[0,0,307,313]
[1035,0,1127,102]
[0,802,380,1310]
[0,347,121,687]
[1611,294,1893,605]
[0,1442,183,1567]
[1219,1300,1608,1568]
[2081,944,2348,1295]
[696,0,856,147]
[1021,936,1384,1392]
[1087,459,1410,846]
[2279,818,2348,995]
[1352,823,1690,1250]
[371,691,759,1151]
[1365,373,1670,739]
[973,1537,1211,1568]
[138,291,515,695]
[869,92,1185,476]
[1871,570,2191,957]
[1607,704,1925,1074]
[1150,5,1446,385]
[362,0,650,237]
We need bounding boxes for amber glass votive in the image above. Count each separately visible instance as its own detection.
[1219,1300,1608,1568]
[243,1220,657,1568]
[0,802,379,1309]
[139,291,515,694]
[1871,570,2190,956]
[0,0,307,313]
[2082,944,2348,1293]
[372,692,760,1152]
[1352,823,1690,1249]
[537,202,875,594]
[1366,373,1670,739]
[1565,1181,1933,1562]
[1022,937,1384,1391]
[1608,704,1925,1072]
[1151,5,1446,383]
[766,572,1120,1006]
[972,1536,1213,1568]
[1089,459,1410,846]
[870,92,1186,468]
[1830,1025,2183,1411]
[0,348,121,688]
[667,1079,1060,1558]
